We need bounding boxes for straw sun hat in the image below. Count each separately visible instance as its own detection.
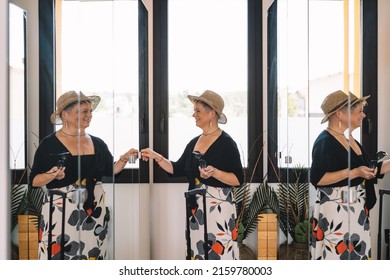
[320,90,370,124]
[187,90,227,124]
[50,90,101,125]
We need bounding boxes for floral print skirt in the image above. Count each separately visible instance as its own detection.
[38,183,109,260]
[310,184,371,260]
[186,179,239,260]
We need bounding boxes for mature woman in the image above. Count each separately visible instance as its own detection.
[30,90,138,260]
[141,90,244,260]
[310,90,390,260]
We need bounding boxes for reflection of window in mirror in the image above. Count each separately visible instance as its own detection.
[269,0,360,172]
[168,0,248,163]
[9,3,26,170]
[154,0,264,183]
[56,0,140,170]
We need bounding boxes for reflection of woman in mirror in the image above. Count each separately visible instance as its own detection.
[30,90,138,260]
[141,90,244,260]
[310,90,389,260]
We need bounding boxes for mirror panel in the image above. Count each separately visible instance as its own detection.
[9,0,146,260]
[9,2,29,260]
[55,0,142,260]
[9,3,26,170]
[274,0,364,260]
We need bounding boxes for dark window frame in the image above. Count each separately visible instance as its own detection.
[361,0,378,160]
[152,0,264,184]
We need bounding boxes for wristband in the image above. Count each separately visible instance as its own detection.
[155,155,164,163]
[119,155,128,163]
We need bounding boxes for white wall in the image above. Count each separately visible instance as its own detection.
[108,183,150,260]
[150,183,188,259]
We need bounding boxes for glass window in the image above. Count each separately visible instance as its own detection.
[276,0,348,169]
[167,0,248,164]
[58,0,140,170]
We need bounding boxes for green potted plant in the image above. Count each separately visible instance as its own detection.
[235,178,280,243]
[11,166,44,259]
[277,166,309,259]
[235,177,279,259]
[234,143,279,259]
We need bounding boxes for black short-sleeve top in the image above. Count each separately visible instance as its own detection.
[29,132,114,189]
[170,131,244,190]
[310,130,383,188]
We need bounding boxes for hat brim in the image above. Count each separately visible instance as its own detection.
[51,95,101,125]
[320,95,370,124]
[188,95,227,124]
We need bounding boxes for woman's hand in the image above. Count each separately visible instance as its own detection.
[354,165,376,180]
[199,165,217,179]
[140,148,173,174]
[114,148,139,174]
[198,165,240,186]
[140,148,161,162]
[120,148,140,163]
[45,166,66,181]
[32,166,66,187]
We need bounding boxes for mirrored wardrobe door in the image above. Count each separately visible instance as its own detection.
[271,0,366,260]
[343,0,371,261]
[307,0,366,260]
[9,0,44,261]
[53,0,148,260]
[273,0,311,260]
[9,1,29,260]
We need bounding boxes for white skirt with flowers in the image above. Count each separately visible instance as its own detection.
[38,183,109,260]
[310,184,371,260]
[186,178,239,260]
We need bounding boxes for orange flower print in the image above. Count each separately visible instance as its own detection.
[311,218,324,241]
[335,240,347,255]
[232,222,238,241]
[51,243,62,257]
[211,240,224,256]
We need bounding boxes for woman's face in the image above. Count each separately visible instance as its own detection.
[192,101,213,128]
[350,102,366,129]
[63,101,93,129]
[341,102,366,130]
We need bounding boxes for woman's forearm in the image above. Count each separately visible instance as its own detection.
[380,159,390,175]
[32,172,57,187]
[155,155,174,174]
[212,169,240,186]
[317,168,354,186]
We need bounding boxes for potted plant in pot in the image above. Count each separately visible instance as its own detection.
[235,176,279,259]
[11,166,44,260]
[10,133,45,259]
[234,143,279,260]
[277,165,310,259]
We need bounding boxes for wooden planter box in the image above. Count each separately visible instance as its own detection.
[257,213,278,260]
[18,215,39,260]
